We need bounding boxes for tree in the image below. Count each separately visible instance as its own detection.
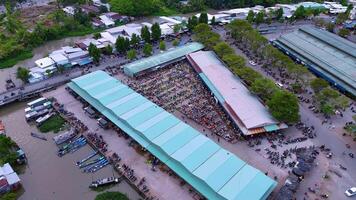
[267,90,300,123]
[336,12,348,24]
[73,8,90,25]
[99,5,108,13]
[109,0,159,16]
[95,191,129,200]
[172,39,179,46]
[251,78,278,100]
[213,42,234,58]
[130,33,140,47]
[93,32,101,39]
[222,54,245,68]
[0,192,17,200]
[141,26,151,43]
[199,12,208,24]
[276,8,284,20]
[187,16,198,30]
[143,43,152,56]
[326,22,335,32]
[159,41,166,51]
[310,78,328,93]
[127,49,136,60]
[246,10,255,23]
[151,23,162,41]
[294,6,306,19]
[338,28,350,38]
[193,23,221,49]
[103,45,113,55]
[173,24,181,34]
[255,11,265,25]
[211,16,216,25]
[234,67,262,85]
[88,43,101,63]
[189,0,205,11]
[340,0,347,6]
[116,36,129,54]
[16,67,29,82]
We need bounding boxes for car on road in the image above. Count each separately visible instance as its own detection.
[248,60,256,66]
[275,82,283,88]
[345,187,356,197]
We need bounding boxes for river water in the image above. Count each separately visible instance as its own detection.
[0,102,141,200]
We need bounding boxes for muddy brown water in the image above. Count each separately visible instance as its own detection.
[0,102,141,200]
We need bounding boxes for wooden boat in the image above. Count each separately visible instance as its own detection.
[89,177,121,188]
[79,156,105,168]
[76,151,98,166]
[83,159,108,173]
[31,132,47,141]
[0,120,5,135]
[90,161,109,173]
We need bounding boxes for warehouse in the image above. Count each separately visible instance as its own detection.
[187,51,287,135]
[68,70,277,200]
[273,26,356,96]
[123,42,204,77]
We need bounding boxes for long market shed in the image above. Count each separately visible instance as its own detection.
[68,70,277,200]
[123,42,204,77]
[273,26,356,96]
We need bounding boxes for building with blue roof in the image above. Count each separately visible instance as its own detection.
[68,70,277,200]
[123,42,204,77]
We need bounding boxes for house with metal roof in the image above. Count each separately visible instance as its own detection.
[187,51,287,135]
[273,26,356,96]
[67,70,277,200]
[123,42,204,77]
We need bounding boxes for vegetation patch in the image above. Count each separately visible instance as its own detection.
[0,50,33,69]
[38,114,65,133]
[0,135,18,166]
[95,192,129,200]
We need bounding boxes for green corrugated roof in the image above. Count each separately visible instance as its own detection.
[123,42,204,76]
[68,70,277,200]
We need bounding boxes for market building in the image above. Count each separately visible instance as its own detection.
[123,42,204,77]
[273,26,356,96]
[187,51,287,135]
[67,70,277,200]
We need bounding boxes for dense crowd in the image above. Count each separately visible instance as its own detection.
[126,61,240,142]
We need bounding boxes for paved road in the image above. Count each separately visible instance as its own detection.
[0,56,124,106]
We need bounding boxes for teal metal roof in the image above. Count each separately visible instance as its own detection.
[275,26,356,96]
[68,70,277,200]
[123,42,204,77]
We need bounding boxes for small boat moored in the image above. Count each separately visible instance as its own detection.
[0,120,5,135]
[89,177,121,188]
[31,132,47,141]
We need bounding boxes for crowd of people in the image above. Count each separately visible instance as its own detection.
[125,61,240,142]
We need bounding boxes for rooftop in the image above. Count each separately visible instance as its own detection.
[274,26,356,95]
[123,42,204,77]
[68,70,277,200]
[187,51,283,135]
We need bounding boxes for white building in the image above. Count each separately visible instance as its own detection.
[0,163,21,193]
[30,46,92,83]
[62,6,75,15]
[324,2,348,14]
[100,23,149,44]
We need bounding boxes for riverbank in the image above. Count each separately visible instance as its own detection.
[0,102,141,200]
